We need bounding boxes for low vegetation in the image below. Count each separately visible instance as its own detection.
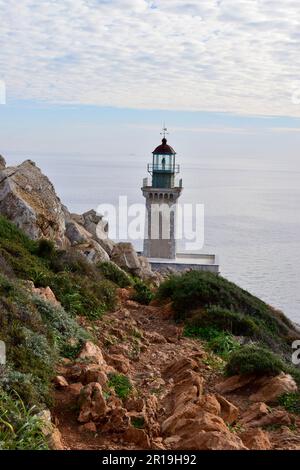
[278,392,300,415]
[131,277,154,305]
[107,373,132,400]
[157,270,298,355]
[0,390,47,450]
[97,261,132,288]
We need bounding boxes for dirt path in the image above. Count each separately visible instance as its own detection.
[52,291,300,450]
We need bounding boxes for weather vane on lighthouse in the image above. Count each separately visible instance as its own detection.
[160,123,169,139]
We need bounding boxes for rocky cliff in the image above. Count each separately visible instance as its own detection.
[0,157,155,282]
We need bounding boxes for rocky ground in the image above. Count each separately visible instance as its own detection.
[51,289,300,451]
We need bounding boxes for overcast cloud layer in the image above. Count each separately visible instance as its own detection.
[1,0,300,116]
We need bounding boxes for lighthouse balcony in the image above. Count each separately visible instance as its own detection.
[147,163,180,175]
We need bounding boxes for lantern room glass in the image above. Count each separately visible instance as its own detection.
[153,154,175,172]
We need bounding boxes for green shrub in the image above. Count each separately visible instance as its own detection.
[157,271,296,355]
[97,261,132,288]
[131,278,154,305]
[107,373,132,399]
[0,216,37,253]
[188,306,260,337]
[131,416,145,429]
[278,393,300,414]
[0,389,47,450]
[225,345,286,377]
[184,325,240,359]
[35,239,56,259]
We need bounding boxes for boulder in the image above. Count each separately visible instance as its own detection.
[180,430,247,450]
[240,428,271,450]
[74,239,110,263]
[123,427,151,449]
[78,382,108,423]
[53,375,69,389]
[105,353,131,374]
[215,374,256,394]
[83,209,115,255]
[38,409,64,450]
[65,220,91,246]
[111,242,141,273]
[200,394,221,416]
[250,373,297,403]
[0,160,67,246]
[240,402,270,426]
[77,341,107,367]
[216,394,239,425]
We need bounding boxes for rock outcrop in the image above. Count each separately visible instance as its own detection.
[0,157,155,280]
[0,160,67,246]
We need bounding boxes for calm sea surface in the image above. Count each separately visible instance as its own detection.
[7,152,300,323]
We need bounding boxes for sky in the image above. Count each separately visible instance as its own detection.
[1,0,300,158]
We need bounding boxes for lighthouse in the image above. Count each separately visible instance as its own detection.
[142,128,183,259]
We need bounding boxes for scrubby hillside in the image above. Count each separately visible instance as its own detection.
[1,215,300,450]
[0,216,149,448]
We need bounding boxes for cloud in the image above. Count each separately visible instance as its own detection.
[1,0,300,116]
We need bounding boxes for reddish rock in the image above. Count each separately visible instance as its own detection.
[240,428,271,450]
[78,382,107,423]
[164,370,204,415]
[123,427,151,449]
[200,394,221,416]
[250,373,297,404]
[215,374,255,394]
[77,341,107,366]
[53,375,69,389]
[240,402,270,426]
[82,365,108,386]
[180,430,248,450]
[251,409,292,428]
[216,394,239,425]
[105,353,130,374]
[163,357,199,382]
[145,331,167,344]
[79,422,97,433]
[68,382,83,397]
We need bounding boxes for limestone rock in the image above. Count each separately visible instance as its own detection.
[0,155,6,169]
[250,373,297,403]
[111,242,141,273]
[0,160,67,246]
[78,382,108,423]
[74,238,110,263]
[66,220,91,246]
[38,409,64,450]
[82,209,115,255]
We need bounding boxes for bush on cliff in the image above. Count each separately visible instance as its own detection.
[131,277,154,305]
[97,261,132,288]
[157,270,297,355]
[225,345,286,377]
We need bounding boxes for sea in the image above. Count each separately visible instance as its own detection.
[5,151,300,324]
